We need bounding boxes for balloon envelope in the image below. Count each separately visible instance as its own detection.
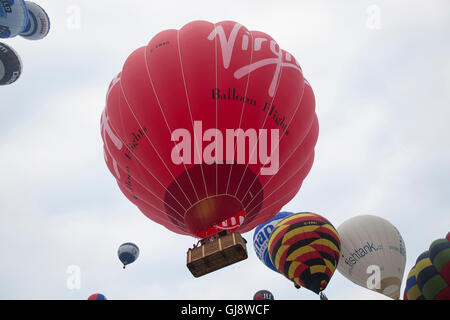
[253,211,292,272]
[20,1,50,40]
[413,236,450,300]
[101,20,318,238]
[253,290,274,300]
[118,242,140,268]
[0,41,21,85]
[268,212,341,294]
[0,0,28,38]
[337,215,406,299]
[403,266,423,300]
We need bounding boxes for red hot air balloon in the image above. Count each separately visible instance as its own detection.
[101,20,318,243]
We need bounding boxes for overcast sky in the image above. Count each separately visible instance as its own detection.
[1,0,449,300]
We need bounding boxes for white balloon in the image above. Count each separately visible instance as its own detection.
[337,215,406,299]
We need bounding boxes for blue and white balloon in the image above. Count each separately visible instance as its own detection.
[0,41,21,85]
[20,1,50,40]
[0,0,29,38]
[253,211,292,272]
[118,242,140,269]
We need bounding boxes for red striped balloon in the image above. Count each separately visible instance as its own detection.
[268,212,341,294]
[101,20,318,237]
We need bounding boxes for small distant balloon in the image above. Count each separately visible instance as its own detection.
[0,42,21,85]
[20,1,50,40]
[253,211,293,273]
[0,0,29,38]
[118,242,140,269]
[88,293,107,300]
[253,290,274,300]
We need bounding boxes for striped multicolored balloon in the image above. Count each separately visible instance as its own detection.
[415,240,450,299]
[404,233,450,300]
[267,212,341,294]
[403,267,424,300]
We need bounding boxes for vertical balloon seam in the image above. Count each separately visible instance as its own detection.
[104,105,189,230]
[104,77,193,233]
[236,59,307,203]
[114,174,183,224]
[373,217,391,296]
[242,116,316,213]
[141,38,197,209]
[23,5,38,36]
[115,76,170,210]
[213,22,219,197]
[144,36,201,206]
[244,149,314,216]
[380,218,398,297]
[340,217,367,287]
[102,108,171,207]
[238,76,310,208]
[233,32,285,199]
[393,223,406,298]
[225,26,255,195]
[428,239,449,298]
[243,156,310,226]
[169,28,201,203]
[104,96,187,222]
[18,0,30,35]
[359,216,380,289]
[359,215,388,295]
[114,110,189,229]
[361,216,380,292]
[115,64,193,211]
[243,117,317,215]
[21,1,31,34]
[176,26,209,203]
[381,218,403,298]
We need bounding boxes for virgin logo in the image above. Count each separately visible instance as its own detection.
[101,109,123,179]
[171,121,279,175]
[207,22,303,97]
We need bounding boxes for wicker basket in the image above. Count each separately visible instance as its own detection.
[187,232,248,277]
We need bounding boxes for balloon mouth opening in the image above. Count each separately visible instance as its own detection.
[382,284,401,299]
[376,277,402,299]
[164,164,263,236]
